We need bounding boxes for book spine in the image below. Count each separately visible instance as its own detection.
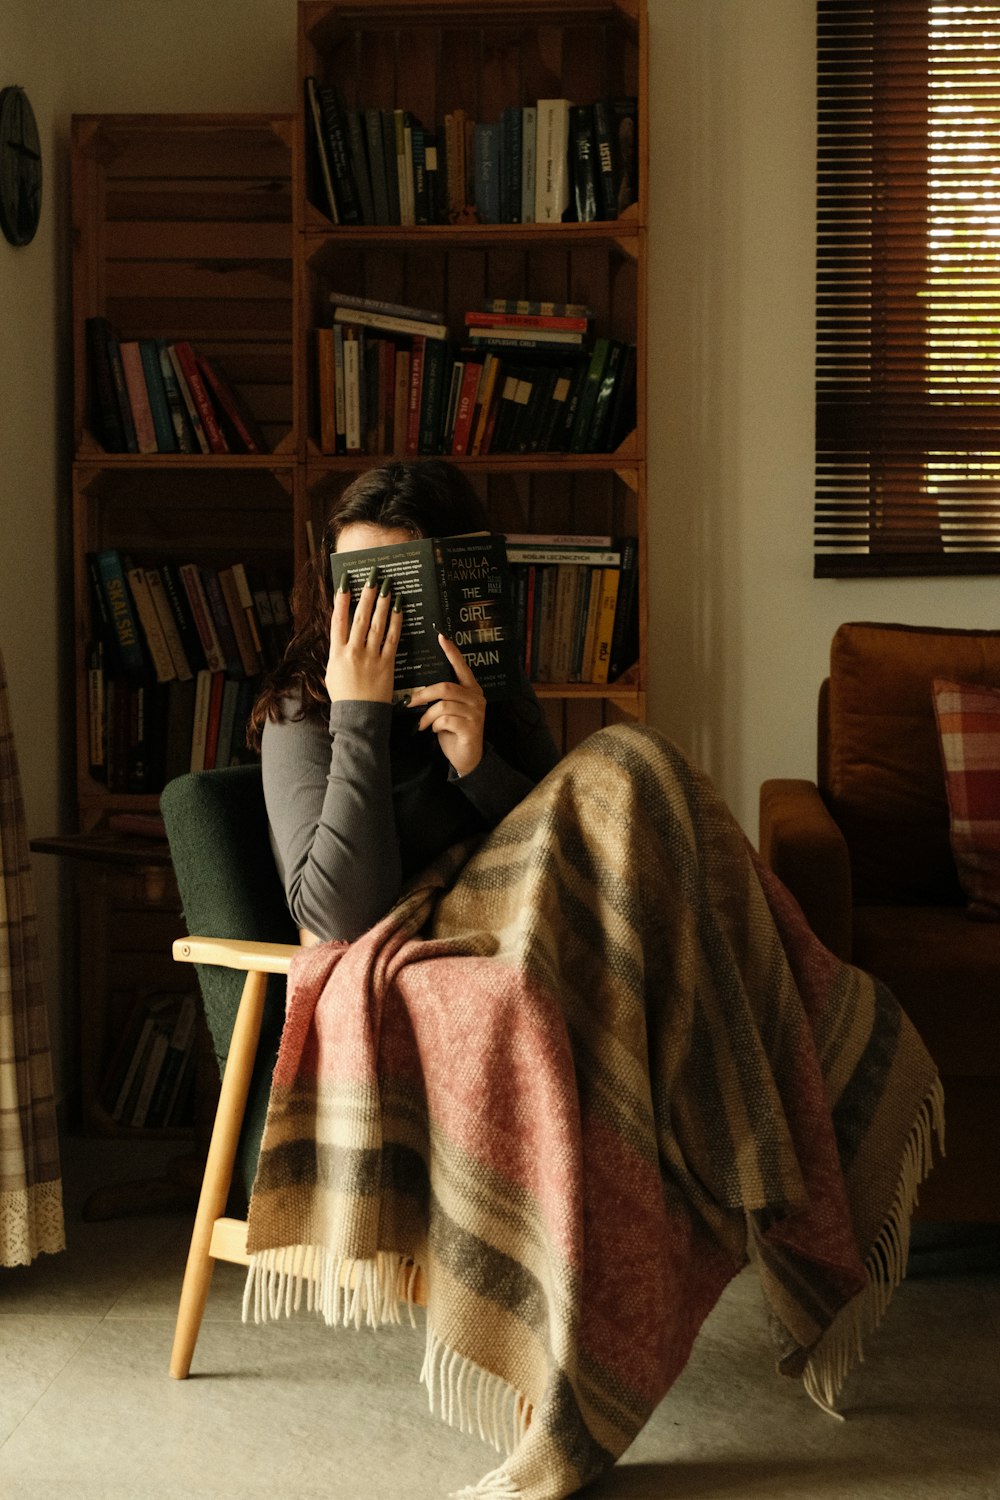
[520,106,537,224]
[85,316,126,451]
[119,340,158,454]
[218,566,261,677]
[465,311,588,332]
[305,76,340,223]
[406,337,425,456]
[607,535,640,683]
[179,564,226,673]
[331,305,447,341]
[577,568,603,683]
[346,106,376,225]
[451,357,483,456]
[156,340,195,452]
[131,1028,170,1128]
[380,109,401,224]
[469,355,502,456]
[613,97,639,214]
[166,344,211,453]
[202,668,226,770]
[486,298,592,318]
[550,565,583,683]
[160,560,205,673]
[364,107,391,224]
[188,668,213,772]
[501,105,522,223]
[592,98,619,221]
[534,100,571,224]
[197,356,265,454]
[418,338,448,454]
[392,349,410,457]
[318,83,361,225]
[171,342,227,453]
[589,567,621,684]
[570,103,599,223]
[316,326,337,454]
[587,339,626,452]
[139,338,177,452]
[393,108,412,226]
[328,290,444,326]
[473,119,501,225]
[126,566,176,684]
[569,337,612,452]
[95,550,147,677]
[106,335,139,452]
[411,121,430,225]
[200,567,243,677]
[342,329,362,452]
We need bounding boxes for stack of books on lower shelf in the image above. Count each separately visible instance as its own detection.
[85,547,291,792]
[100,991,199,1131]
[316,294,636,456]
[505,534,640,686]
[84,317,270,455]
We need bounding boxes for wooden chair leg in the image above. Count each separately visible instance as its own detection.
[169,968,269,1379]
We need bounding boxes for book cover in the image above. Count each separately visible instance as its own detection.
[317,82,362,225]
[139,338,177,452]
[85,316,126,451]
[534,99,572,224]
[304,75,340,223]
[171,342,228,453]
[587,338,626,452]
[156,340,195,452]
[330,533,521,702]
[166,344,211,454]
[93,549,147,678]
[570,103,599,223]
[603,342,637,451]
[119,340,158,454]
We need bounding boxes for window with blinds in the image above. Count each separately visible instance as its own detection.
[817,0,1000,575]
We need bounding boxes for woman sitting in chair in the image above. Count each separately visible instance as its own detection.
[248,459,561,946]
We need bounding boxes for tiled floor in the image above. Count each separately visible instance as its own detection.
[2,1132,999,1500]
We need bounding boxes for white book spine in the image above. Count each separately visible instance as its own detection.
[534,99,571,223]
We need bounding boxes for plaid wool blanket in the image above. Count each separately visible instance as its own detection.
[244,724,943,1499]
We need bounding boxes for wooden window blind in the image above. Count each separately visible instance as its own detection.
[817,0,1000,575]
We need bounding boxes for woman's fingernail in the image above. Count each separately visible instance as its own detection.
[380,576,391,597]
[366,564,378,588]
[400,694,410,708]
[339,575,351,593]
[393,595,403,613]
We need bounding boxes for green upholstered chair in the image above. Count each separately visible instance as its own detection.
[160,764,300,1379]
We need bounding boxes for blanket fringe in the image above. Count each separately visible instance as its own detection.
[242,1246,421,1330]
[802,1076,945,1420]
[449,1467,521,1499]
[423,1325,532,1464]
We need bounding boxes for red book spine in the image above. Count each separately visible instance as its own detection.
[464,311,588,332]
[197,356,262,453]
[450,358,483,455]
[172,342,228,453]
[405,336,425,457]
[202,670,226,770]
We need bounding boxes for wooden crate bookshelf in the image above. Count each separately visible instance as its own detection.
[54,0,648,1143]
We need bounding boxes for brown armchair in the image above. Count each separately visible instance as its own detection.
[759,622,1000,1223]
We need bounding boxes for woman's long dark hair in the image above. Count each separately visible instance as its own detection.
[248,460,491,748]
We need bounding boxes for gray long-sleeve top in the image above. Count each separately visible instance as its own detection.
[261,688,560,943]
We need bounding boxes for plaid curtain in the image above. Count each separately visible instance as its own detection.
[0,650,65,1265]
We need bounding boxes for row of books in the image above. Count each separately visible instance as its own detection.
[100,991,199,1130]
[306,82,638,228]
[87,548,290,686]
[317,295,635,457]
[85,316,269,456]
[507,536,639,686]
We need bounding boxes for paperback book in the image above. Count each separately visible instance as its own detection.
[330,533,521,701]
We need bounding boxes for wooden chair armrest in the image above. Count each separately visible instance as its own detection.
[759,778,853,961]
[172,936,298,973]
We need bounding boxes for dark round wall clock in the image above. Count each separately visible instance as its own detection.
[0,86,42,247]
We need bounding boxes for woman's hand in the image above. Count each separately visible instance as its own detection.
[408,635,486,778]
[325,571,402,704]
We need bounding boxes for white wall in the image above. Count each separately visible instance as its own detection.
[5,0,999,1091]
[647,0,999,832]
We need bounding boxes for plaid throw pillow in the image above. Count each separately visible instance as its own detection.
[932,677,1000,921]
